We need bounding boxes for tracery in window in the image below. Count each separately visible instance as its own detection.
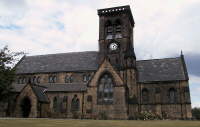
[97,73,114,104]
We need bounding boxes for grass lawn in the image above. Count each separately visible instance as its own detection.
[0,119,200,127]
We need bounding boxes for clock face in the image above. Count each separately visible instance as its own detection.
[109,43,118,51]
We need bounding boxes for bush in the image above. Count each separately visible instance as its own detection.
[129,111,162,120]
[192,107,200,120]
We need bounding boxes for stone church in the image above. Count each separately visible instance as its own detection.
[7,5,191,119]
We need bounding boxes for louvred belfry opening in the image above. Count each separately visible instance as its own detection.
[98,5,136,69]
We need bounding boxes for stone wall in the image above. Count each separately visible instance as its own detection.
[14,85,38,118]
[46,92,84,118]
[85,60,128,119]
[15,72,95,85]
[138,80,192,119]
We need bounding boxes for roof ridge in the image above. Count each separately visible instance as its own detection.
[26,51,98,57]
[136,56,181,62]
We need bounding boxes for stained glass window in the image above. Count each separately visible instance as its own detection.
[97,73,114,104]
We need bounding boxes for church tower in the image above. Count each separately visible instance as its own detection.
[98,5,136,70]
[97,5,138,108]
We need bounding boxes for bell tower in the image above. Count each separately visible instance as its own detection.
[97,6,139,117]
[98,5,136,70]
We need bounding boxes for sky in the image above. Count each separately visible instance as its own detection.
[0,0,199,107]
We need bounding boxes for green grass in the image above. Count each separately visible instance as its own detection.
[0,119,200,127]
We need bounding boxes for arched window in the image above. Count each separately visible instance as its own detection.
[53,76,57,83]
[97,73,114,104]
[83,74,91,82]
[37,76,41,83]
[62,96,68,113]
[33,76,36,83]
[49,75,57,83]
[88,74,91,81]
[53,97,58,112]
[71,95,80,112]
[169,88,177,103]
[142,88,149,104]
[83,74,87,82]
[65,76,69,83]
[65,75,73,83]
[49,76,53,83]
[29,77,34,84]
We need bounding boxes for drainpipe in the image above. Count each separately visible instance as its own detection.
[82,92,85,119]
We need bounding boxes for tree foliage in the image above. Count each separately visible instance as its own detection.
[192,107,200,120]
[0,46,24,102]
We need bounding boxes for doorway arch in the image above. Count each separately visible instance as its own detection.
[20,97,31,118]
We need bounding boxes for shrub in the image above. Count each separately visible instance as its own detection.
[192,107,200,120]
[129,111,162,120]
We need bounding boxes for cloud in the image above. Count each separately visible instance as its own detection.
[0,0,99,55]
[0,0,199,58]
[133,0,200,59]
[0,0,27,25]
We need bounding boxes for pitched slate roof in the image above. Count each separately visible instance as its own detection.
[136,57,188,83]
[31,85,49,103]
[39,83,87,92]
[12,83,87,93]
[16,51,99,74]
[11,84,49,103]
[15,51,188,83]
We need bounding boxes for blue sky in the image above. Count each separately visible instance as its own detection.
[0,0,200,107]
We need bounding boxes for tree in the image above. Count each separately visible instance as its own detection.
[192,107,200,120]
[0,46,24,102]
